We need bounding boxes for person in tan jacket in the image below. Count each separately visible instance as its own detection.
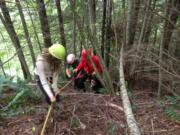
[34,44,66,104]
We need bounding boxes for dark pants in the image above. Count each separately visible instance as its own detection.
[35,75,60,104]
[74,72,89,91]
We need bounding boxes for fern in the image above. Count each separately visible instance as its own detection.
[0,76,41,117]
[165,96,180,121]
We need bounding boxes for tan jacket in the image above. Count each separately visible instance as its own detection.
[34,55,59,99]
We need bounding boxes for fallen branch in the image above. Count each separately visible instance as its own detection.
[106,102,124,111]
[119,46,141,135]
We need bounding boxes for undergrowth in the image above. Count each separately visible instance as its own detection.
[165,96,180,121]
[0,75,41,117]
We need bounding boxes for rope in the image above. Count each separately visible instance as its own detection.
[40,80,72,135]
[40,104,53,135]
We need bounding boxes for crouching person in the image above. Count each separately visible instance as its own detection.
[74,48,103,93]
[65,53,80,89]
[34,44,66,104]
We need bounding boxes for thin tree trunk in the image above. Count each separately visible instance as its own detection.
[0,59,6,77]
[0,31,11,75]
[119,46,141,135]
[126,0,140,46]
[163,0,180,51]
[158,1,168,98]
[101,0,107,59]
[105,0,112,68]
[88,0,96,36]
[36,0,52,48]
[138,0,152,45]
[0,1,31,80]
[15,0,36,67]
[143,0,157,43]
[153,26,158,46]
[130,0,152,74]
[55,0,66,47]
[72,0,77,55]
[26,3,42,52]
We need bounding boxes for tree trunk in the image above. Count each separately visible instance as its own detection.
[36,0,52,48]
[101,0,107,59]
[15,0,36,67]
[88,0,96,36]
[0,1,31,80]
[126,0,140,46]
[105,0,112,68]
[119,46,141,135]
[0,31,11,75]
[162,0,180,52]
[138,0,152,45]
[55,0,66,47]
[143,0,157,43]
[0,59,6,77]
[72,0,77,55]
[26,2,42,52]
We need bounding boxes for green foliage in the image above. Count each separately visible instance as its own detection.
[165,96,180,121]
[107,123,118,135]
[0,52,6,59]
[0,76,41,117]
[70,117,81,128]
[98,87,109,94]
[0,75,16,95]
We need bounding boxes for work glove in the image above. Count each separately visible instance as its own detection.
[91,79,96,88]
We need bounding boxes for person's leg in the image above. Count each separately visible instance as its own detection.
[75,73,89,92]
[91,76,102,93]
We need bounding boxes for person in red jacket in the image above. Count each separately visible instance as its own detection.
[74,48,103,92]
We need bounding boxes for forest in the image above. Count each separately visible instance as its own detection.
[0,0,180,135]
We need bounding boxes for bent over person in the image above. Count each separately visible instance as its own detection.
[34,44,66,104]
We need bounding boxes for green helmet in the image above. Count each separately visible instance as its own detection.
[48,44,66,60]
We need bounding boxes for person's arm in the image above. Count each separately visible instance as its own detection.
[75,61,83,72]
[36,60,55,102]
[66,68,71,78]
[65,64,71,78]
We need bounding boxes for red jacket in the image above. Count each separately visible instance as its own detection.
[77,49,102,75]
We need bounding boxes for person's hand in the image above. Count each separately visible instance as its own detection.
[54,88,61,95]
[73,69,78,73]
[67,75,71,79]
[50,96,56,103]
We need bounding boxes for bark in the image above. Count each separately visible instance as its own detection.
[138,0,152,45]
[162,0,180,51]
[0,59,6,77]
[153,26,158,46]
[55,0,66,47]
[119,46,141,135]
[0,1,31,80]
[72,0,77,55]
[143,0,157,43]
[101,0,107,59]
[36,0,52,48]
[88,0,96,36]
[15,0,36,67]
[105,0,112,68]
[126,0,140,46]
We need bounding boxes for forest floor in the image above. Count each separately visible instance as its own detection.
[0,84,179,135]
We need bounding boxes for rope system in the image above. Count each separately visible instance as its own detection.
[40,80,72,135]
[40,70,85,135]
[40,104,53,135]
